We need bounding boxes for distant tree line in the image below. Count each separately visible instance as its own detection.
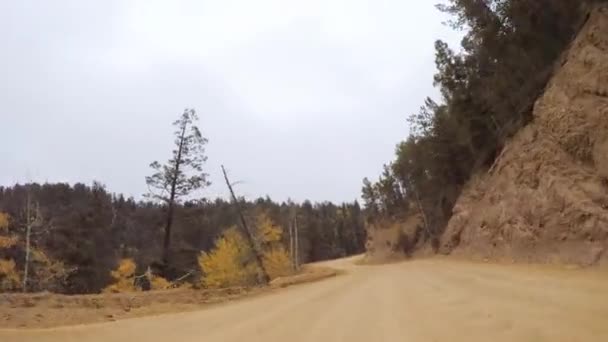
[362,1,596,243]
[0,183,365,293]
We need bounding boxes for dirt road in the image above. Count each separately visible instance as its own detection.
[3,256,608,341]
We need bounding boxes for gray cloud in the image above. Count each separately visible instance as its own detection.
[1,0,462,203]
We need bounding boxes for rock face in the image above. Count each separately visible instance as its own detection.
[441,5,608,266]
[365,214,423,263]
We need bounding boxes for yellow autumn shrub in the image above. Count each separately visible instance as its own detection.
[0,259,21,291]
[200,213,294,288]
[263,246,292,279]
[31,249,51,264]
[28,249,71,291]
[255,212,292,279]
[0,235,17,249]
[0,212,17,249]
[0,212,8,230]
[104,259,174,292]
[103,258,139,293]
[0,212,20,291]
[255,212,282,245]
[199,228,260,288]
[150,275,171,290]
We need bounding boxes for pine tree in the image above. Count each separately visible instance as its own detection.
[146,109,210,269]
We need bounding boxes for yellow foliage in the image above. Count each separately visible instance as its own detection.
[255,213,292,279]
[104,259,175,293]
[111,258,136,278]
[150,275,171,290]
[200,216,294,287]
[199,228,260,288]
[262,247,292,280]
[103,258,138,293]
[255,212,282,244]
[31,249,51,264]
[0,214,66,291]
[177,282,193,290]
[0,259,21,291]
[0,235,18,249]
[0,212,16,249]
[0,212,9,231]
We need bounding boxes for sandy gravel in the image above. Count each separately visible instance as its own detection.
[2,256,608,342]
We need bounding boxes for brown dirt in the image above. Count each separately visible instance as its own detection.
[2,256,608,341]
[364,214,423,263]
[269,265,338,288]
[0,266,337,329]
[440,4,608,266]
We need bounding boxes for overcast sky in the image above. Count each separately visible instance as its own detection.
[1,0,461,203]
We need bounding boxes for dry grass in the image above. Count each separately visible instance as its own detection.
[0,265,341,329]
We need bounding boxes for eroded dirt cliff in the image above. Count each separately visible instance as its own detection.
[441,5,608,266]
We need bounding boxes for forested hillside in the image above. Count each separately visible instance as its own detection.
[362,0,600,250]
[0,183,365,293]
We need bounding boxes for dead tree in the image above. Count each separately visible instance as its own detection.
[221,165,270,284]
[294,214,299,271]
[22,193,43,292]
[288,207,300,271]
[288,215,294,271]
[288,209,300,271]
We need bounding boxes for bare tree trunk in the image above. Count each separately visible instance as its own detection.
[23,225,31,292]
[410,184,431,239]
[221,165,270,284]
[162,199,176,266]
[294,214,299,271]
[23,194,32,292]
[288,218,294,271]
[162,123,187,266]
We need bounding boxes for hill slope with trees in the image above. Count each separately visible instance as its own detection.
[363,0,607,262]
[0,183,365,293]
